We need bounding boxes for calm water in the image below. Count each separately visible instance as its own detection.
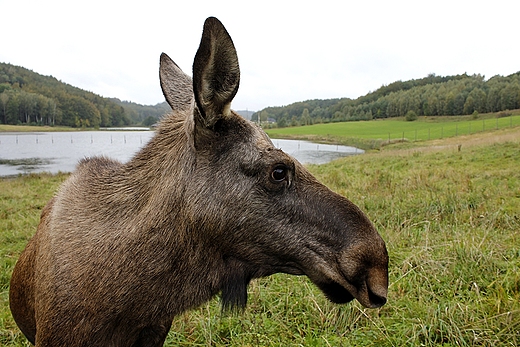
[0,131,362,176]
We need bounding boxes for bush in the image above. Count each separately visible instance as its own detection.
[405,110,418,121]
[496,110,512,118]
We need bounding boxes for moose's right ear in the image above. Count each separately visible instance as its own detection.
[159,53,194,112]
[192,17,240,129]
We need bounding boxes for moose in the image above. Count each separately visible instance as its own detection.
[9,17,388,346]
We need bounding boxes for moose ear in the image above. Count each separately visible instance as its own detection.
[192,17,240,129]
[159,53,194,112]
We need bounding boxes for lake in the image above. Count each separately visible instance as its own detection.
[0,131,363,176]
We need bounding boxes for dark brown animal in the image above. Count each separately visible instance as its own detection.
[9,17,388,347]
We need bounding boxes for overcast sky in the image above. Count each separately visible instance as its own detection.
[2,0,519,111]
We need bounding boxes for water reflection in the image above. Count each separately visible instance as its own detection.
[0,131,362,176]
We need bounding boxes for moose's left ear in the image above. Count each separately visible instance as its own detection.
[192,17,240,129]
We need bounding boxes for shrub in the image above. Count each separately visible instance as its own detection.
[405,110,418,121]
[496,110,512,118]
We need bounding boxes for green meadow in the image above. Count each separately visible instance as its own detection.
[0,124,84,133]
[1,126,519,346]
[266,113,520,150]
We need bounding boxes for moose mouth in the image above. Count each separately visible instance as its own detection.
[313,275,388,308]
[315,280,355,304]
[276,266,357,304]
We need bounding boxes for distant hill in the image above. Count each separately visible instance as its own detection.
[0,62,170,128]
[0,62,252,128]
[2,61,519,129]
[111,99,171,126]
[253,72,520,127]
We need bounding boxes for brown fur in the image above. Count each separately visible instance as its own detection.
[9,17,388,347]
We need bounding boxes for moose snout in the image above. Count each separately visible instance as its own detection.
[365,268,389,308]
[343,265,388,308]
[337,239,389,308]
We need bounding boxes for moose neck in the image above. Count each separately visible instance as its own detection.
[107,113,243,313]
[120,114,196,225]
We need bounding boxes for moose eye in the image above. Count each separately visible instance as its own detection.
[271,165,288,183]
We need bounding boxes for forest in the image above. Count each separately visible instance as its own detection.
[253,72,520,127]
[0,63,169,127]
[2,62,519,129]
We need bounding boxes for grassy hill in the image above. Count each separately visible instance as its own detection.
[266,111,520,150]
[255,72,520,126]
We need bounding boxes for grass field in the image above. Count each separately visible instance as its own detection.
[0,124,82,133]
[266,113,520,150]
[1,127,519,346]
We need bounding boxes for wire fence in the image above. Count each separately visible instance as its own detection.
[385,115,520,143]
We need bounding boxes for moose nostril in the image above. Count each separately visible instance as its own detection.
[365,269,388,308]
[368,289,387,307]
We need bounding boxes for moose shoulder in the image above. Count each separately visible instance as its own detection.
[9,17,388,347]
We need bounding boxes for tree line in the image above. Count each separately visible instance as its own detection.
[0,63,169,128]
[3,62,519,129]
[254,72,520,127]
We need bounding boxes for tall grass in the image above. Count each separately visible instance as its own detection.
[1,131,518,346]
[308,139,520,346]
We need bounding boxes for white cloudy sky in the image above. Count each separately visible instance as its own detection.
[1,0,519,111]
